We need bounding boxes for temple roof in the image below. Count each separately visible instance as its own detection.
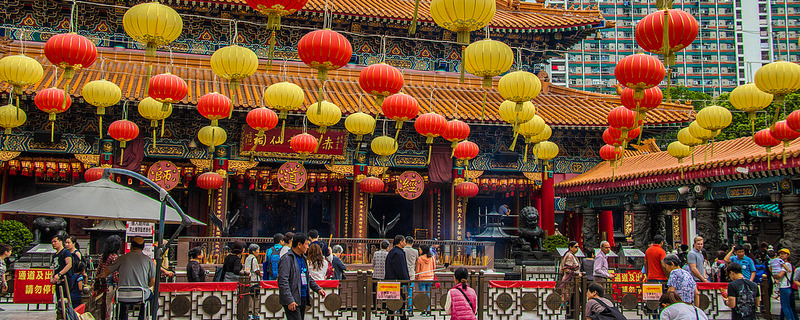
[556,136,800,195]
[189,0,609,32]
[1,42,692,127]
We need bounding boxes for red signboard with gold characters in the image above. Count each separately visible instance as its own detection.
[277,162,307,191]
[396,171,425,200]
[13,269,55,304]
[147,161,181,191]
[240,126,347,160]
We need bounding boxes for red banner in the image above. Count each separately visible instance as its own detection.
[160,282,239,293]
[489,281,556,289]
[240,126,348,160]
[13,269,55,304]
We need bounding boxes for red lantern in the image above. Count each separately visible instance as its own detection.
[35,88,71,122]
[607,106,637,131]
[297,29,352,82]
[359,63,404,106]
[244,0,309,24]
[415,113,447,144]
[382,93,420,130]
[599,144,623,162]
[84,167,106,182]
[359,177,384,194]
[614,54,665,99]
[290,133,318,159]
[108,119,140,165]
[787,110,800,132]
[603,128,623,147]
[442,120,471,148]
[43,33,97,80]
[621,86,663,114]
[197,172,225,190]
[755,128,781,169]
[198,92,233,126]
[247,108,279,136]
[609,126,641,142]
[770,121,799,147]
[454,140,479,164]
[455,181,479,198]
[635,9,699,66]
[148,73,188,108]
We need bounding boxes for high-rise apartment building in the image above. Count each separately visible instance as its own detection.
[547,0,800,96]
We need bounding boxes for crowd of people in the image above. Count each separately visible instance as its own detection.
[565,234,797,320]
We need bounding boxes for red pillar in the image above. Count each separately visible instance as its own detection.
[534,193,543,228]
[541,171,555,236]
[600,210,615,247]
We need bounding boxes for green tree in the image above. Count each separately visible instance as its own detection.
[543,234,569,252]
[0,220,33,259]
[714,92,800,141]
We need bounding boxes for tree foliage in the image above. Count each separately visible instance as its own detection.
[0,220,33,259]
[543,234,569,252]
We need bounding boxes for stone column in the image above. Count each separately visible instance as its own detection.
[582,208,599,249]
[695,200,720,254]
[652,209,665,242]
[781,194,800,266]
[632,204,651,251]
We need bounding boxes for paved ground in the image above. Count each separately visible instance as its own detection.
[0,303,56,320]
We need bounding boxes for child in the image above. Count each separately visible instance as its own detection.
[768,250,782,299]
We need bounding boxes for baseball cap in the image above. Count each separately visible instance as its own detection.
[779,248,791,255]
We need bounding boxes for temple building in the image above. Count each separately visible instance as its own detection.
[0,0,693,254]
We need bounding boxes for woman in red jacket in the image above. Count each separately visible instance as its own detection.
[444,267,477,320]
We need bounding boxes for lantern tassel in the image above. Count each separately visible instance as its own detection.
[509,129,520,152]
[426,144,432,165]
[50,121,55,143]
[152,128,157,149]
[207,190,213,207]
[749,112,756,136]
[280,120,286,144]
[409,0,421,35]
[768,151,772,170]
[783,143,788,165]
[98,115,103,139]
[523,144,529,163]
[480,92,488,122]
[144,64,152,98]
[161,119,166,137]
[460,45,466,83]
[316,87,324,115]
[315,134,324,153]
[267,31,277,69]
[394,128,401,142]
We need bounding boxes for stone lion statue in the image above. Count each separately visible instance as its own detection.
[32,216,67,244]
[518,206,544,251]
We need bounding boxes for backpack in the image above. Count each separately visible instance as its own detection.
[72,251,87,274]
[589,298,628,320]
[754,264,767,284]
[213,266,224,282]
[266,246,281,280]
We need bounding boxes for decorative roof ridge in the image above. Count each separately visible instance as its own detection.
[176,0,606,30]
[556,135,800,191]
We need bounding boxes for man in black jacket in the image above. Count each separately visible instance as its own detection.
[384,235,409,281]
[383,235,409,320]
[277,232,326,320]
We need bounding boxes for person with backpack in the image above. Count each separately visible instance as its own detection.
[585,282,627,320]
[725,262,760,320]
[659,291,708,320]
[264,233,284,280]
[220,241,248,282]
[444,267,477,320]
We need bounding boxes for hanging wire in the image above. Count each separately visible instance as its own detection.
[381,35,387,62]
[69,0,77,33]
[232,20,239,45]
[121,100,129,119]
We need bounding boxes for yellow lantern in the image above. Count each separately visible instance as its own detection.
[532,140,559,180]
[530,123,552,145]
[667,141,692,178]
[370,135,398,159]
[729,83,773,134]
[198,125,227,153]
[82,79,122,137]
[265,81,305,141]
[430,0,496,44]
[464,39,514,88]
[123,2,183,57]
[345,112,376,141]
[517,115,546,162]
[498,71,542,113]
[500,100,536,151]
[688,121,715,142]
[0,104,26,134]
[0,55,44,98]
[696,105,732,132]
[211,45,259,96]
[138,97,173,147]
[754,61,800,125]
[307,100,342,133]
[677,127,702,165]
